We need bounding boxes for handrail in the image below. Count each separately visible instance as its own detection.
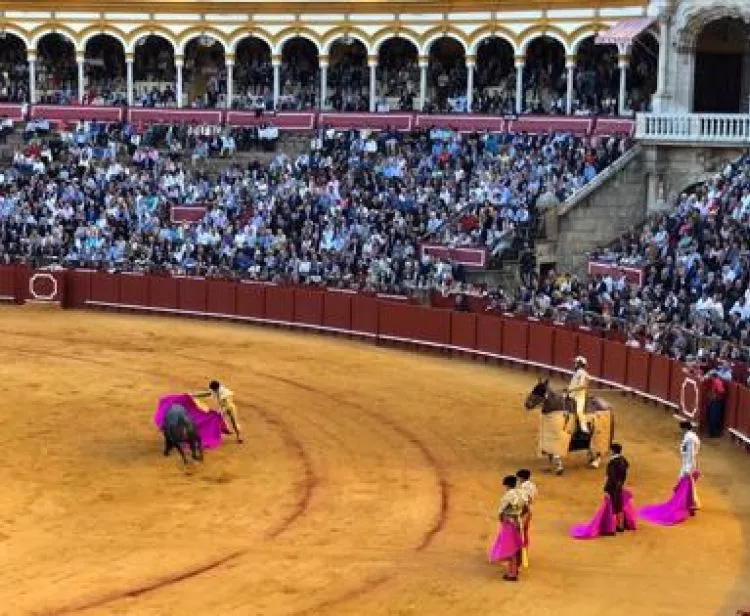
[635,113,750,144]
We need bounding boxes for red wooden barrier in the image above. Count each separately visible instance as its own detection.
[235,282,266,318]
[66,269,93,308]
[669,360,688,409]
[414,306,451,345]
[90,272,120,305]
[527,321,553,366]
[737,387,750,437]
[553,328,578,370]
[725,382,740,435]
[25,269,66,304]
[476,314,503,356]
[351,295,378,335]
[119,273,148,306]
[602,340,627,385]
[177,277,208,313]
[626,347,650,393]
[294,288,324,326]
[265,286,295,322]
[502,319,528,360]
[577,334,603,377]
[648,354,671,401]
[323,291,353,331]
[0,265,18,301]
[149,275,178,309]
[206,279,237,315]
[450,312,477,349]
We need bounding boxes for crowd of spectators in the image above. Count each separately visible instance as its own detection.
[0,121,626,298]
[513,155,750,374]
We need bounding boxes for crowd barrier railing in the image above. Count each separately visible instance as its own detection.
[9,104,636,137]
[1,264,748,450]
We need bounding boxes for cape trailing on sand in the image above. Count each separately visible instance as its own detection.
[154,393,227,448]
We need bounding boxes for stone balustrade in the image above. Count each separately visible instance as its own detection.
[636,113,750,144]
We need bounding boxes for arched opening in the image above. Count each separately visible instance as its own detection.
[428,37,466,112]
[575,37,618,114]
[134,35,176,107]
[84,34,126,105]
[233,37,272,109]
[0,33,28,102]
[523,36,565,113]
[184,36,225,108]
[629,31,658,112]
[693,18,750,113]
[281,37,319,110]
[327,37,368,111]
[36,33,77,104]
[378,37,418,110]
[474,37,515,114]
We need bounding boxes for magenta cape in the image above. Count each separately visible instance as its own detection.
[570,490,637,539]
[154,394,227,449]
[488,520,524,562]
[638,471,701,526]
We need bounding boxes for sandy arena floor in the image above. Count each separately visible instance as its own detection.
[0,305,749,616]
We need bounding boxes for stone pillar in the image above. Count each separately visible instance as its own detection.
[565,55,576,115]
[368,56,377,112]
[419,55,428,111]
[272,55,281,110]
[28,53,36,105]
[319,56,328,110]
[226,55,234,110]
[77,53,85,103]
[653,17,671,112]
[466,56,475,112]
[618,54,629,116]
[514,55,525,114]
[126,54,134,107]
[175,56,184,108]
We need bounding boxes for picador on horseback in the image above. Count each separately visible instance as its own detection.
[524,356,614,476]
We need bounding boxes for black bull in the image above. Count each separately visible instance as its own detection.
[163,404,203,465]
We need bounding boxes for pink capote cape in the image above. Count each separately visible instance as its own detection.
[638,471,701,526]
[154,394,227,449]
[488,520,524,562]
[570,489,637,539]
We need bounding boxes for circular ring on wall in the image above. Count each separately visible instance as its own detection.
[29,272,58,302]
[680,377,699,418]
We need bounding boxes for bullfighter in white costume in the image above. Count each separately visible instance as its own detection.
[567,356,590,433]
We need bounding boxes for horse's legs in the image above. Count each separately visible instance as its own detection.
[553,455,564,475]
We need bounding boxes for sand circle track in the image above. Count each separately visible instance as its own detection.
[0,306,749,616]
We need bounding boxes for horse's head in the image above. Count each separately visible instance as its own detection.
[525,379,549,410]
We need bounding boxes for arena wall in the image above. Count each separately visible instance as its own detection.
[4,264,749,451]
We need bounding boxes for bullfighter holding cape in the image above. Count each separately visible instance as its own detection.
[193,380,243,444]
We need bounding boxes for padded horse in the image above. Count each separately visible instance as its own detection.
[524,379,614,475]
[162,403,204,466]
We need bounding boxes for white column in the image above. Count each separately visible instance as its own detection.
[226,59,234,110]
[466,58,475,112]
[419,56,428,111]
[176,57,184,108]
[28,55,36,105]
[565,56,576,115]
[653,17,670,112]
[77,54,85,103]
[368,58,377,113]
[618,55,629,116]
[272,58,281,110]
[514,55,525,114]
[126,57,134,107]
[320,60,328,110]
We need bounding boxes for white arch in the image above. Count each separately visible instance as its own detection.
[228,32,274,55]
[519,30,570,56]
[372,32,421,56]
[570,31,603,54]
[321,33,371,56]
[177,34,227,57]
[81,31,127,55]
[420,33,468,57]
[126,30,178,55]
[31,29,78,52]
[469,32,518,56]
[274,33,321,58]
[0,28,30,51]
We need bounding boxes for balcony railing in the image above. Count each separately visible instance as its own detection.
[635,113,750,144]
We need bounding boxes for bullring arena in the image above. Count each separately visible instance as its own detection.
[1,268,749,616]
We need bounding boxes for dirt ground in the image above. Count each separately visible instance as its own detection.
[0,305,749,616]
